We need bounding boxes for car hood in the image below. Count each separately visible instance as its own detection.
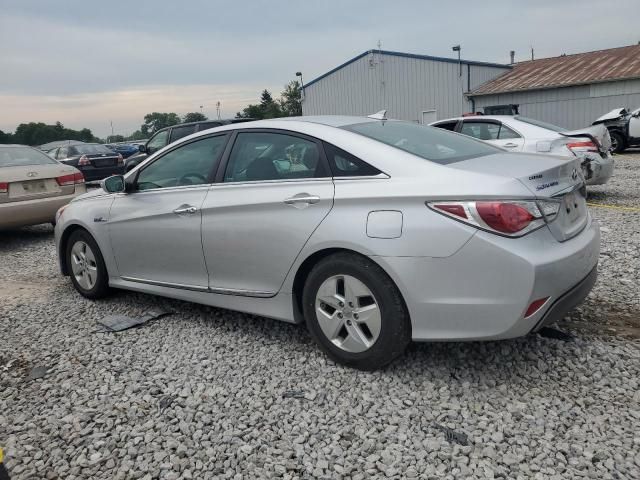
[593,108,627,123]
[449,152,583,198]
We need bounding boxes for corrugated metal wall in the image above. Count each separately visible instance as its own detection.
[303,52,508,122]
[471,78,640,129]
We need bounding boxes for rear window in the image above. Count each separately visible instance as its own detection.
[513,116,565,132]
[0,147,58,167]
[70,144,114,155]
[343,121,499,164]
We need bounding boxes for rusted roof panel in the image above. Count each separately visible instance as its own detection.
[470,45,640,96]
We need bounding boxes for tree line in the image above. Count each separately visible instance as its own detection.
[0,81,302,146]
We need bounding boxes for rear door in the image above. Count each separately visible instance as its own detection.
[460,120,525,151]
[201,129,334,295]
[108,134,229,288]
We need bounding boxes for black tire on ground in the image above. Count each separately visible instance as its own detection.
[609,131,626,154]
[302,252,411,370]
[65,229,111,299]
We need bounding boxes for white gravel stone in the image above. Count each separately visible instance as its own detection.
[1,151,639,479]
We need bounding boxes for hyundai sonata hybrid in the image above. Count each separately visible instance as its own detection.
[54,114,599,370]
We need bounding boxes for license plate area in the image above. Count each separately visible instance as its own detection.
[23,180,47,193]
[93,158,116,167]
[9,179,59,199]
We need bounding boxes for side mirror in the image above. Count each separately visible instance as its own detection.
[101,175,126,193]
[138,144,146,153]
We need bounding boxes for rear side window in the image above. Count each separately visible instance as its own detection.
[498,125,521,139]
[223,132,328,182]
[323,142,381,177]
[0,147,57,167]
[170,125,197,143]
[460,122,500,140]
[432,121,458,132]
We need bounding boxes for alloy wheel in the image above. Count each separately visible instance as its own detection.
[70,240,98,290]
[315,274,382,353]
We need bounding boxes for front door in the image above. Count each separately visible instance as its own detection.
[108,134,229,288]
[201,130,334,295]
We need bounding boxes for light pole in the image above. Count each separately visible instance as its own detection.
[452,45,461,77]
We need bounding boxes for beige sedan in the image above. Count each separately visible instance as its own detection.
[0,145,86,229]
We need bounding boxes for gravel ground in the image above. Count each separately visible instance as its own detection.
[1,152,639,479]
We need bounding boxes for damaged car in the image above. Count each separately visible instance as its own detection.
[431,115,613,185]
[592,107,640,153]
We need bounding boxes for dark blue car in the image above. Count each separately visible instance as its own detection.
[105,144,139,159]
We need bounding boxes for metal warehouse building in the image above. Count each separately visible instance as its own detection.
[468,44,640,130]
[302,49,510,124]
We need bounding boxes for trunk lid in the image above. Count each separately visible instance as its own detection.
[0,164,80,204]
[450,152,587,241]
[559,124,611,155]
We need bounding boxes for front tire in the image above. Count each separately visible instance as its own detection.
[609,131,626,153]
[66,229,110,299]
[302,252,411,370]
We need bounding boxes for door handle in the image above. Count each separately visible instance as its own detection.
[173,204,198,215]
[502,143,518,148]
[284,194,320,205]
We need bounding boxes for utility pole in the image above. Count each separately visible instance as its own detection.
[216,101,221,120]
[452,45,461,77]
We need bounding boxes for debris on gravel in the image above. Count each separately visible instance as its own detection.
[1,152,639,479]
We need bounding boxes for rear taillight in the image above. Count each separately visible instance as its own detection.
[0,182,8,194]
[566,141,598,155]
[117,153,124,165]
[56,172,85,186]
[78,155,90,166]
[476,202,534,234]
[428,200,561,237]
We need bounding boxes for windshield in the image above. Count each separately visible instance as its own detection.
[342,120,499,164]
[513,116,565,132]
[0,146,58,167]
[70,144,114,155]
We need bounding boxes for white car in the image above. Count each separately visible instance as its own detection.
[430,115,613,185]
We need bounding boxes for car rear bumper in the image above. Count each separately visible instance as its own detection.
[375,216,600,341]
[585,153,614,185]
[0,189,85,229]
[79,165,125,182]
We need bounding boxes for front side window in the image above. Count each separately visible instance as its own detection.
[136,135,228,191]
[146,130,169,154]
[343,120,499,165]
[0,146,58,167]
[223,132,327,182]
[169,125,197,143]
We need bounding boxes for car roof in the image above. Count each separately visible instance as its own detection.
[272,115,378,128]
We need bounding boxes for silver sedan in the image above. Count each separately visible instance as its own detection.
[430,115,614,185]
[54,115,600,370]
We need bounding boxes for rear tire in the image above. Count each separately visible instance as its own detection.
[65,229,110,299]
[302,252,411,370]
[610,131,626,153]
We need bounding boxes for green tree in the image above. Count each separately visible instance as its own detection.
[10,122,99,146]
[0,130,13,144]
[236,89,283,120]
[127,130,148,141]
[182,112,208,123]
[141,112,181,135]
[279,80,302,117]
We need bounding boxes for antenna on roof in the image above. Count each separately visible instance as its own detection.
[367,110,387,120]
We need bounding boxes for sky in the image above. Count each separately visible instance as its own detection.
[1,0,639,138]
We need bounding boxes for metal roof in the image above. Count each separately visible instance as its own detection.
[469,44,640,96]
[305,49,510,88]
